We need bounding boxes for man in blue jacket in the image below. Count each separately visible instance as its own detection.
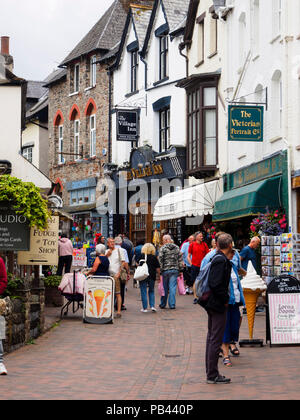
[205,233,233,385]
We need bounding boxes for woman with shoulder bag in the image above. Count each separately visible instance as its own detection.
[139,243,160,313]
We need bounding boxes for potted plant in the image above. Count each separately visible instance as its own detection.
[43,276,63,307]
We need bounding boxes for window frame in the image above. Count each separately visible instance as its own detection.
[159,106,170,153]
[74,63,80,93]
[74,119,80,161]
[22,146,33,163]
[159,35,169,81]
[90,114,96,157]
[130,49,139,93]
[186,81,218,176]
[90,55,97,88]
[58,125,65,164]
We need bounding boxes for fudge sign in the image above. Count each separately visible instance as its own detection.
[117,110,139,142]
[18,216,59,266]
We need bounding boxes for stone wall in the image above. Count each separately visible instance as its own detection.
[3,280,45,353]
[48,55,110,206]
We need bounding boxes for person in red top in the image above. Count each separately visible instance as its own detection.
[0,256,8,375]
[188,232,209,304]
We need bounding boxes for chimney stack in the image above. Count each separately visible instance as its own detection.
[1,36,10,55]
[0,36,14,72]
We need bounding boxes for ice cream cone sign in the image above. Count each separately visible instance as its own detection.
[241,262,267,339]
[94,289,105,317]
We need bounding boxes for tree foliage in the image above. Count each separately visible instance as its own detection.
[0,175,50,230]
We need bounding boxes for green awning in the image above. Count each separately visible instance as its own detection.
[212,176,281,222]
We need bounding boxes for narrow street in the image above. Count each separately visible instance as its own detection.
[2,284,299,400]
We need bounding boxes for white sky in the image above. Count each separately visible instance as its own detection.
[0,0,115,81]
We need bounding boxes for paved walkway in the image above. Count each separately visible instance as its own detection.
[1,283,300,400]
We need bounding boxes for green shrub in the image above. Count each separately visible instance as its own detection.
[1,272,24,298]
[43,276,62,288]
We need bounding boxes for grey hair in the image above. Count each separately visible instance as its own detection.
[114,236,123,245]
[217,233,233,250]
[96,244,106,255]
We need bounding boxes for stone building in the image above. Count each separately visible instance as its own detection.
[47,0,155,243]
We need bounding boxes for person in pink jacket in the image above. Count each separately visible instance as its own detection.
[57,234,73,276]
[0,256,8,375]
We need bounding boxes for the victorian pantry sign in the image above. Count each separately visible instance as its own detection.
[228,105,264,142]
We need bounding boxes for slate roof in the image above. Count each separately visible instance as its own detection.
[43,68,67,88]
[162,0,190,33]
[132,5,153,48]
[26,80,48,99]
[59,1,127,67]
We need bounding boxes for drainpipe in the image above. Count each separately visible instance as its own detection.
[139,53,148,116]
[179,41,190,78]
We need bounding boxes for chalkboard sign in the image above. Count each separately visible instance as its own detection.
[0,211,30,251]
[266,275,300,346]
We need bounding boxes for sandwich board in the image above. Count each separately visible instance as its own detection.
[83,276,115,324]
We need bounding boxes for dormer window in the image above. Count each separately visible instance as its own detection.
[127,41,139,94]
[159,35,169,81]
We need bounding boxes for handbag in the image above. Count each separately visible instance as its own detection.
[118,248,128,283]
[134,255,149,282]
[158,276,165,297]
[177,273,186,296]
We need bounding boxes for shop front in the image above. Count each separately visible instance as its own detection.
[110,145,186,245]
[212,151,289,249]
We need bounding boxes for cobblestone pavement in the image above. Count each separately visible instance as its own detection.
[1,283,300,400]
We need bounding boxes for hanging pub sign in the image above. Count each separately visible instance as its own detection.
[228,105,264,142]
[117,110,139,142]
[0,209,30,251]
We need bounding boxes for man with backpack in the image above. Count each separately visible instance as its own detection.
[201,233,233,385]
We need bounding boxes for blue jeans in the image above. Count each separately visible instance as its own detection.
[0,340,3,364]
[140,278,155,310]
[160,270,179,309]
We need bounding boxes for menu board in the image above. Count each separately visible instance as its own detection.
[268,294,300,345]
[267,275,300,345]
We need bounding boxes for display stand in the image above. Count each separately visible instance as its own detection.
[83,276,115,325]
[266,275,300,347]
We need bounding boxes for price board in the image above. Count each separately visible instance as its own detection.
[266,275,300,346]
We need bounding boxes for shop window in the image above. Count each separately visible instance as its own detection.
[187,84,218,174]
[22,146,33,163]
[70,187,96,206]
[159,106,170,152]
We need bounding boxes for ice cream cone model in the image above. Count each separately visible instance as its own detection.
[241,262,267,340]
[243,288,262,339]
[94,289,105,317]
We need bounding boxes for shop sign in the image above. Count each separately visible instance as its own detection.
[122,163,164,181]
[72,249,87,267]
[0,210,30,251]
[228,105,264,142]
[267,275,300,345]
[229,152,286,190]
[18,216,59,265]
[117,110,139,142]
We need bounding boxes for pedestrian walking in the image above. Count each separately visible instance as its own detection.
[221,248,246,367]
[210,239,217,251]
[57,234,73,276]
[132,240,144,288]
[121,234,134,266]
[181,236,194,295]
[158,235,183,310]
[139,243,160,313]
[204,233,233,385]
[86,244,110,277]
[240,236,261,271]
[188,233,209,304]
[115,236,130,311]
[106,238,127,318]
[0,256,8,375]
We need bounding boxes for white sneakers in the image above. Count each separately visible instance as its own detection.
[151,307,157,312]
[0,363,7,375]
[141,309,148,313]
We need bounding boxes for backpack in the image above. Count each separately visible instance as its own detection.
[195,254,224,305]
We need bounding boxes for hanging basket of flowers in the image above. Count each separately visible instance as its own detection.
[250,209,287,237]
